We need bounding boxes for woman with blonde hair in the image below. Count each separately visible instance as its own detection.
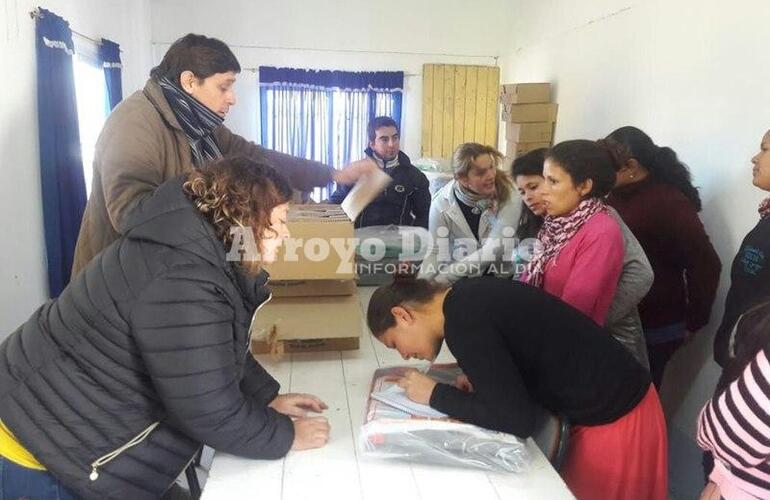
[0,158,329,500]
[419,143,520,283]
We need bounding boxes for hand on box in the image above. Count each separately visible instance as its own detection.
[397,369,437,405]
[333,158,378,186]
[269,393,328,418]
[291,416,330,451]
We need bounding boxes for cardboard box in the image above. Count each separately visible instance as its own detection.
[269,279,356,298]
[263,204,355,281]
[505,141,552,158]
[501,103,558,123]
[505,122,554,143]
[250,294,362,354]
[499,83,551,104]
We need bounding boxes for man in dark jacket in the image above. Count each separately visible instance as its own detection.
[0,159,328,499]
[330,116,431,229]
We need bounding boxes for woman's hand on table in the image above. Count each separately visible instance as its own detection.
[291,417,330,450]
[269,393,328,418]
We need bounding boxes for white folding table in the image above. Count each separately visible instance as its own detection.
[201,287,575,500]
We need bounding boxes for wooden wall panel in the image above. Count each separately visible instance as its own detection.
[430,65,445,158]
[441,67,455,158]
[421,65,434,157]
[452,66,467,153]
[422,64,500,159]
[463,66,478,142]
[485,67,500,147]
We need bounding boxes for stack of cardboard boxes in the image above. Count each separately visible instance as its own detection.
[250,205,362,355]
[499,82,557,162]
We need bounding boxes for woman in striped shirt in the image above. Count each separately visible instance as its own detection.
[697,300,770,499]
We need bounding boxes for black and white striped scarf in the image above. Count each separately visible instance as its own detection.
[159,77,224,167]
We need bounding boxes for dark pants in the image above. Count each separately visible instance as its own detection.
[647,339,685,389]
[0,456,80,500]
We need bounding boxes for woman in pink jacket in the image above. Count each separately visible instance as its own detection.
[526,139,626,326]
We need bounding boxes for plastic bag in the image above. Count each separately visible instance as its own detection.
[355,225,430,259]
[355,225,427,285]
[359,365,530,473]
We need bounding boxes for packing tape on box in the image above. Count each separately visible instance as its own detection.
[267,325,285,360]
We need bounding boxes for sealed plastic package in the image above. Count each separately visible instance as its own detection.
[359,364,530,473]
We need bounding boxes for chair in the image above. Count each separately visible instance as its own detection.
[182,446,204,500]
[531,407,570,471]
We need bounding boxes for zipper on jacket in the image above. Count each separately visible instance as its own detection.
[399,190,415,226]
[89,421,160,481]
[248,290,273,345]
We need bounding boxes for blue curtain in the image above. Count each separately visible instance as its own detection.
[36,8,86,298]
[259,67,404,200]
[99,38,122,111]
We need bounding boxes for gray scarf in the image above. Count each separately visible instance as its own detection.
[453,181,494,215]
[159,77,224,167]
[371,152,400,171]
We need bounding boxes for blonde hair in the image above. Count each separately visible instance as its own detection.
[452,143,513,204]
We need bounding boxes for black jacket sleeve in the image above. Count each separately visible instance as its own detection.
[130,265,294,459]
[240,357,280,405]
[429,311,536,438]
[410,173,431,229]
[329,183,352,204]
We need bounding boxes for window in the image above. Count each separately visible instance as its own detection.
[72,48,108,197]
[259,67,404,201]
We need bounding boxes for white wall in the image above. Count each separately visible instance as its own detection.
[0,0,153,337]
[150,0,514,158]
[501,0,770,495]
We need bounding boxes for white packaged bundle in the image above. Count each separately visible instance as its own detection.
[359,364,530,473]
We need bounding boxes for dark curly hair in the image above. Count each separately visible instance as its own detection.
[183,157,292,273]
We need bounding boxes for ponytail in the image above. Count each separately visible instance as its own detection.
[367,266,448,338]
[607,126,702,211]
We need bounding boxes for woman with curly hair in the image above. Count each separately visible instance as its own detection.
[0,158,329,500]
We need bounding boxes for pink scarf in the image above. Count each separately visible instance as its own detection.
[526,198,607,288]
[759,197,770,219]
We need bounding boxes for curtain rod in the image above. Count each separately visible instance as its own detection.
[155,40,500,62]
[29,8,124,52]
[240,67,421,77]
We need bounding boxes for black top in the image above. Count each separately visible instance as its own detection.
[430,277,650,438]
[713,216,770,367]
[453,189,482,240]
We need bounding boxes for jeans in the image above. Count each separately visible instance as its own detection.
[0,456,80,500]
[647,338,685,389]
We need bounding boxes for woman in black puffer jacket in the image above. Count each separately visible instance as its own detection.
[0,157,330,500]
